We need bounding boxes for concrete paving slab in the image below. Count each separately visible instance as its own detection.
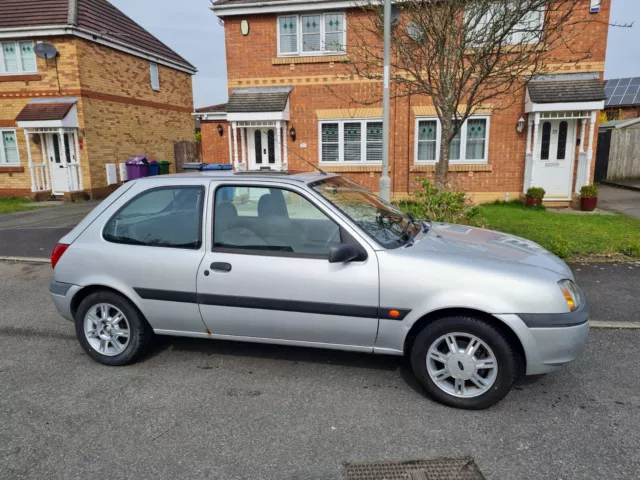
[596,184,640,218]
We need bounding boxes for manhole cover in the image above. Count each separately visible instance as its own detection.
[344,458,485,480]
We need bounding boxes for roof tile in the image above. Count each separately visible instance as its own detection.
[0,0,194,72]
[16,102,76,121]
[528,79,607,104]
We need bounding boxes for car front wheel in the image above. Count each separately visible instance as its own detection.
[75,290,152,366]
[410,316,517,409]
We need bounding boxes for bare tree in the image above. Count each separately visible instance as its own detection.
[340,0,624,186]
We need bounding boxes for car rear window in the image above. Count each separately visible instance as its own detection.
[103,186,204,249]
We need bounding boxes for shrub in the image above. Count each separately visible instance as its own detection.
[548,235,570,259]
[525,187,546,201]
[408,178,481,224]
[580,185,599,198]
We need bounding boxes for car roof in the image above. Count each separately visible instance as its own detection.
[141,170,338,185]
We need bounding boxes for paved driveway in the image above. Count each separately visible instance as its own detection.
[0,261,639,480]
[597,184,640,218]
[0,201,99,258]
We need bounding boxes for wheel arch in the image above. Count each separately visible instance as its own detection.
[70,284,146,323]
[403,307,526,375]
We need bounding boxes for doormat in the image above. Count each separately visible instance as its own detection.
[344,457,485,480]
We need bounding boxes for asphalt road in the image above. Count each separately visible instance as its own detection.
[1,261,639,480]
[0,202,98,258]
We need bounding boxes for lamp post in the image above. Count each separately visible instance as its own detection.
[379,0,392,202]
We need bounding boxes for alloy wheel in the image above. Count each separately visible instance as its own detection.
[426,332,498,398]
[83,303,130,356]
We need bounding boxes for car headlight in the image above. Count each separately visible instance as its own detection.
[558,279,581,311]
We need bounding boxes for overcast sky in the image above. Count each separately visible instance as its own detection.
[110,0,639,109]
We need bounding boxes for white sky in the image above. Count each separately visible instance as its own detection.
[110,0,639,109]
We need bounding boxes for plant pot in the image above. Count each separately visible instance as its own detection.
[581,197,597,212]
[525,197,542,207]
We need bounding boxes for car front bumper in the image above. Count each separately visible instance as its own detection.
[50,280,82,323]
[496,302,590,375]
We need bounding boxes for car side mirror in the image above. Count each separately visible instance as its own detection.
[328,243,359,263]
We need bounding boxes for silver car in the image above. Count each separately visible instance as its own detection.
[50,172,589,409]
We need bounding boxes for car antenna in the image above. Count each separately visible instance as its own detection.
[263,128,326,175]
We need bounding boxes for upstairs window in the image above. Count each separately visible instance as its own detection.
[278,12,345,56]
[0,41,37,74]
[150,62,160,90]
[466,4,544,46]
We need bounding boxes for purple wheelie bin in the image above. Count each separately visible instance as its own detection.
[125,155,149,180]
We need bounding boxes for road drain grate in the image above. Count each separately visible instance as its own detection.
[344,457,485,480]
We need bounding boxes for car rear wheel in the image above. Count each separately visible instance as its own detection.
[75,290,152,366]
[410,316,517,409]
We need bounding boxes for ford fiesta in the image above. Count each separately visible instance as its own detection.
[49,171,589,409]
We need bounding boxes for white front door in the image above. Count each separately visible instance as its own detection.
[248,128,279,170]
[533,119,576,200]
[46,133,75,193]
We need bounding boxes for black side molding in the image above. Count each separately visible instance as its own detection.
[134,288,197,304]
[134,288,411,321]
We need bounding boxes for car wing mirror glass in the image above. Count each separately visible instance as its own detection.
[328,243,359,263]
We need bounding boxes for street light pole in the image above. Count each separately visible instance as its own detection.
[379,0,392,202]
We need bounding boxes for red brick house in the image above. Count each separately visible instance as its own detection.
[198,0,610,204]
[0,0,196,199]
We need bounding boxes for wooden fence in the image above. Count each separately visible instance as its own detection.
[606,126,640,180]
[173,140,202,172]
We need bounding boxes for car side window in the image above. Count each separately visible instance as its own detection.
[213,185,341,256]
[104,186,204,249]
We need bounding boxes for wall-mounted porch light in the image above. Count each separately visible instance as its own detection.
[289,125,296,141]
[217,124,224,136]
[516,117,526,133]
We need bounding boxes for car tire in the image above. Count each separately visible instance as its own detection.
[410,316,517,410]
[74,290,153,366]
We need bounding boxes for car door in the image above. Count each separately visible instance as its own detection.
[196,181,380,351]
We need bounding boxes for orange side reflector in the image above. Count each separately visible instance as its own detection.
[389,309,401,318]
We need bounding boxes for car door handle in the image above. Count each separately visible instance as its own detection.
[210,262,232,272]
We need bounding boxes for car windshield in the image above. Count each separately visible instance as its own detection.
[310,176,420,248]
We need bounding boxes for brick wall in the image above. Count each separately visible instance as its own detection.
[216,0,610,200]
[605,107,640,121]
[201,120,233,165]
[0,35,194,198]
[0,37,81,195]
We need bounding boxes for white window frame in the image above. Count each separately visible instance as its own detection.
[466,4,545,46]
[0,40,37,75]
[0,129,21,165]
[277,12,347,57]
[318,118,383,164]
[150,62,160,90]
[414,115,491,165]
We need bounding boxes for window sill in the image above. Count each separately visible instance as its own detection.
[411,164,492,173]
[0,74,41,83]
[320,164,382,173]
[0,165,24,173]
[272,54,348,65]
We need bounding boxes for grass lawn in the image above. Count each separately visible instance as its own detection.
[400,200,640,261]
[0,197,37,214]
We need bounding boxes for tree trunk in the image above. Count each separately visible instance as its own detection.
[436,117,452,187]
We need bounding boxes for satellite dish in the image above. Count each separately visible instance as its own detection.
[34,42,58,60]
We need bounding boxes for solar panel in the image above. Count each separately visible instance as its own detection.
[604,77,640,107]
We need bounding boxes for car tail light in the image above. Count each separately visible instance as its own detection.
[51,243,70,269]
